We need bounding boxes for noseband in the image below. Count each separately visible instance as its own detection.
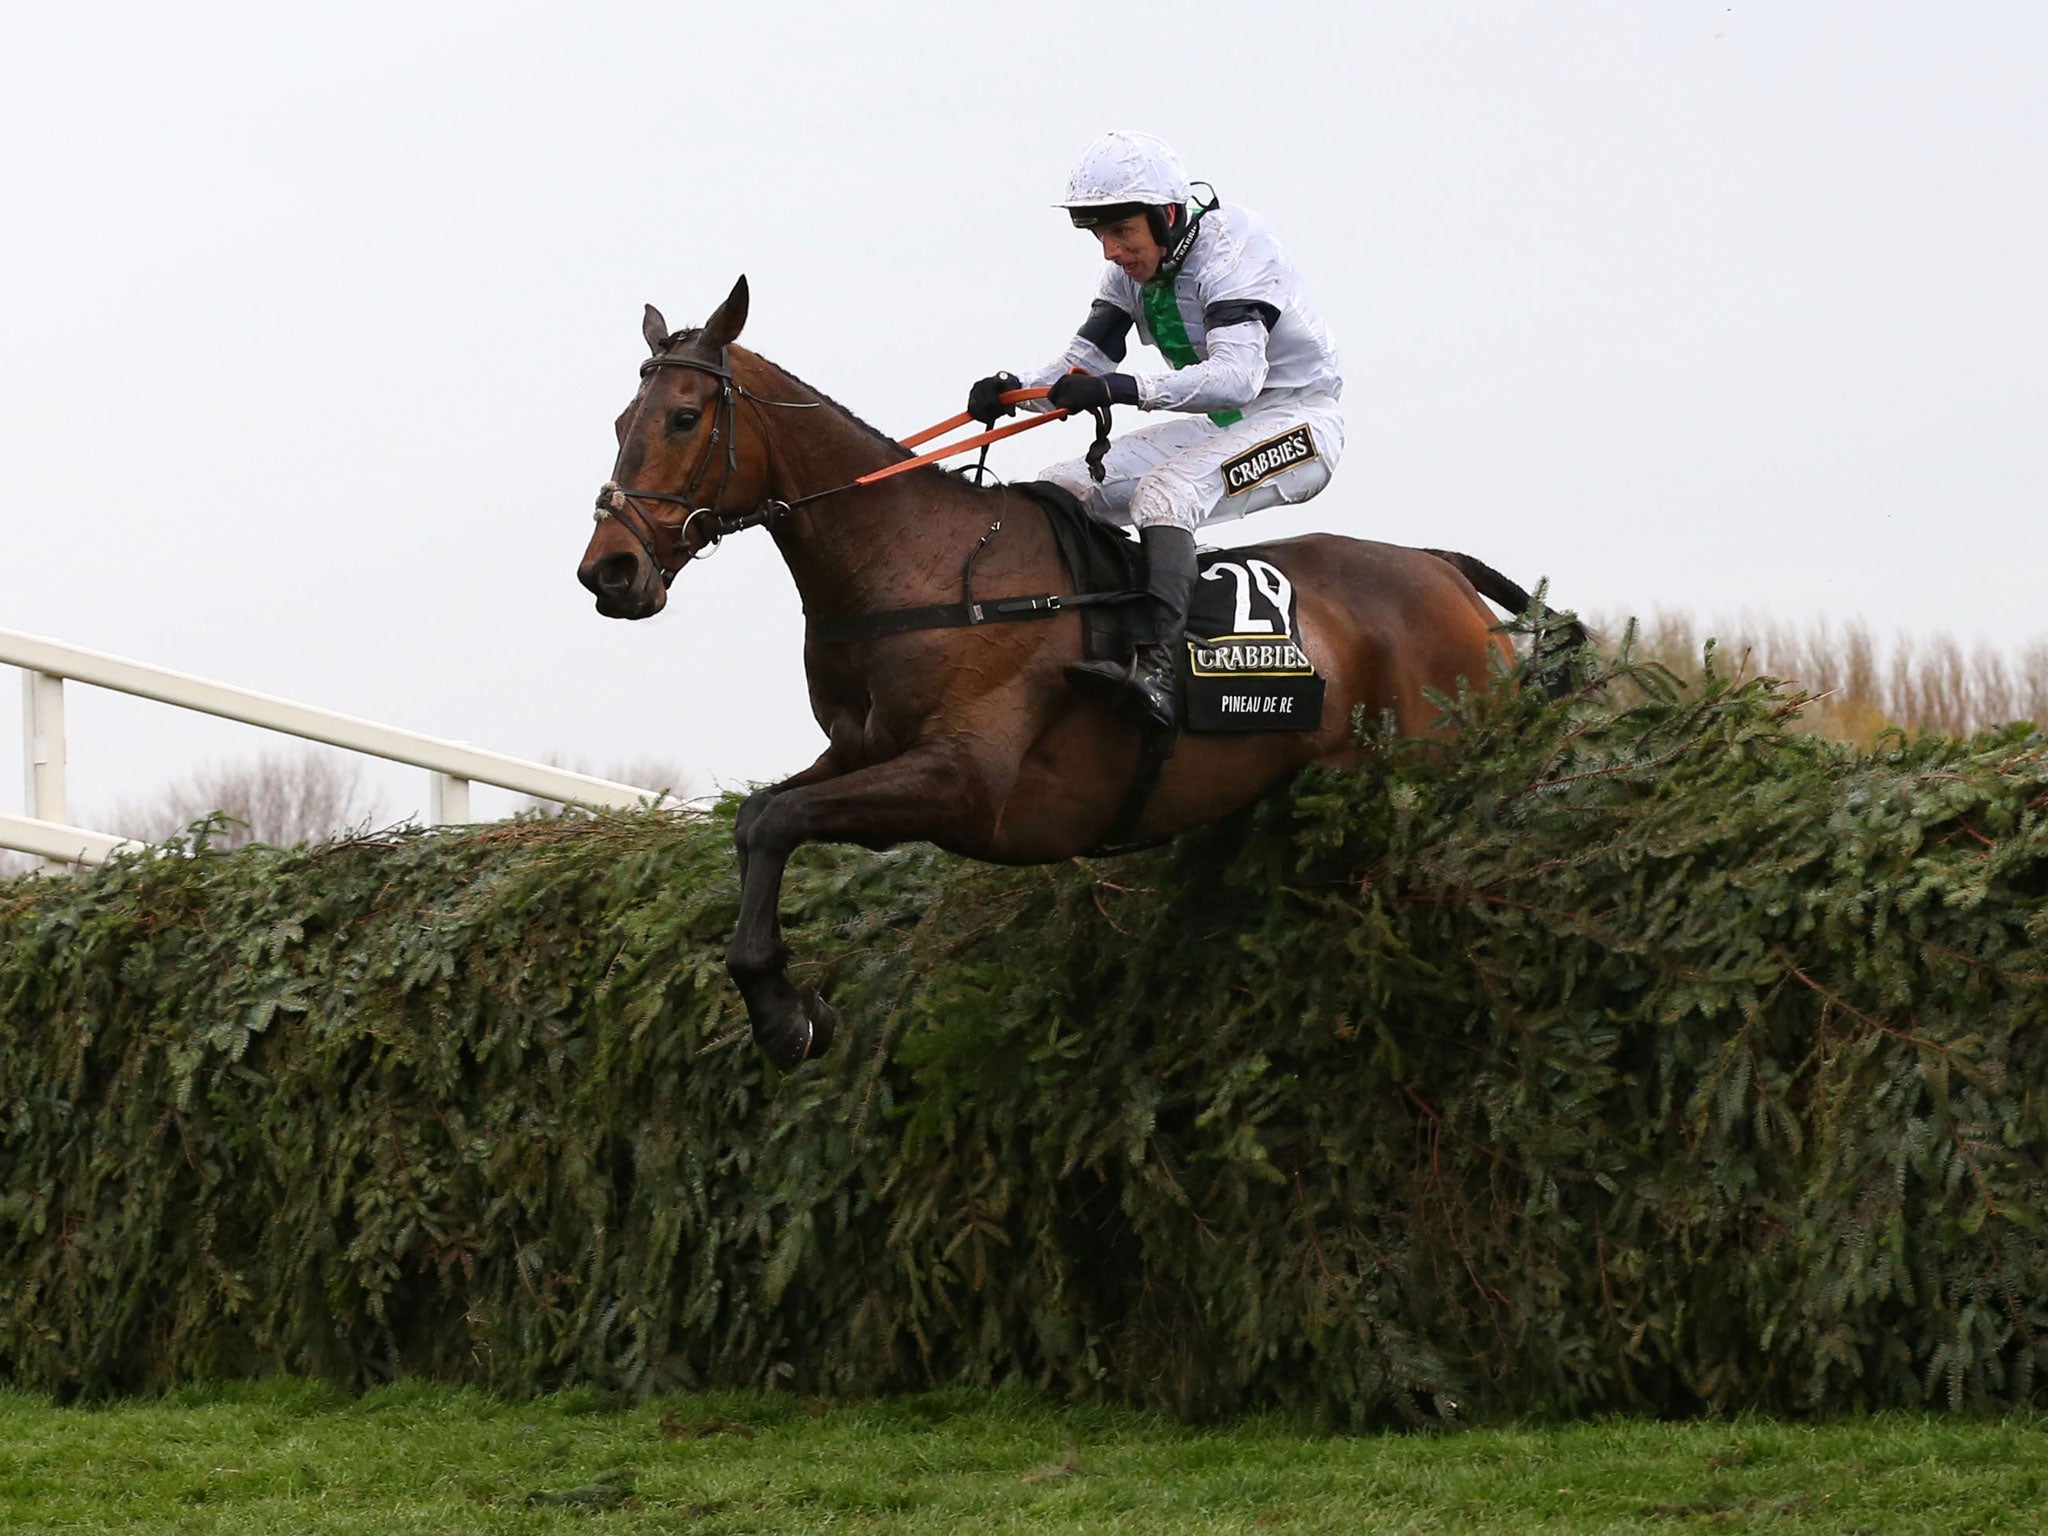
[593,344,816,586]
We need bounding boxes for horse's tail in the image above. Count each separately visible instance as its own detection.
[1423,548,1590,698]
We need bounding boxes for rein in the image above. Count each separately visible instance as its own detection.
[594,352,1110,579]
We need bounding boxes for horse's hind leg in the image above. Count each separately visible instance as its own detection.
[727,743,988,1070]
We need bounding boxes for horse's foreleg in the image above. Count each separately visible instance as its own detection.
[733,747,846,851]
[728,744,987,1070]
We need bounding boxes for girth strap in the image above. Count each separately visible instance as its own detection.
[805,589,1132,646]
[1087,719,1175,856]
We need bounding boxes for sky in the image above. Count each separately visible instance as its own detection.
[2,1,2043,830]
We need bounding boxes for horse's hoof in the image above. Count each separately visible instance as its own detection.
[753,1005,813,1072]
[799,987,838,1058]
[751,986,836,1071]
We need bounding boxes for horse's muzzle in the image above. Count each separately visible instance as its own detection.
[578,550,667,619]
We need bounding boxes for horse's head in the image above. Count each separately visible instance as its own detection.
[578,275,768,619]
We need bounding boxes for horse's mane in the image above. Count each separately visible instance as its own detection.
[662,328,982,493]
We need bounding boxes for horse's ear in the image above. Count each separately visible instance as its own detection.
[701,275,749,350]
[642,304,669,355]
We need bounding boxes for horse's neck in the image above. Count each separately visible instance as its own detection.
[745,359,1010,619]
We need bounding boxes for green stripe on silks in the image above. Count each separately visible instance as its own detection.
[1140,279,1242,428]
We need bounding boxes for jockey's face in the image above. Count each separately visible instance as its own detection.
[1094,212,1168,282]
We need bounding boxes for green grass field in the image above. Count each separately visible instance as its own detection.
[0,1381,2042,1534]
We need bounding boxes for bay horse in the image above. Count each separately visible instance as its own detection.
[578,277,1558,1070]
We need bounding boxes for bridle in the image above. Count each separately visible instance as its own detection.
[594,339,1112,589]
[592,343,818,587]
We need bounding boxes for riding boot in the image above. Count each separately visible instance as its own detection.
[1065,523,1198,732]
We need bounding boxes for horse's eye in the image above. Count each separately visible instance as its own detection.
[668,407,702,434]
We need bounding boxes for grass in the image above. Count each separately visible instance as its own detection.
[0,1382,2042,1534]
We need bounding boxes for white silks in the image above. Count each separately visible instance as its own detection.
[1019,200,1344,418]
[1015,131,1347,529]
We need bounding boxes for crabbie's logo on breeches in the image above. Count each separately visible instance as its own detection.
[1221,426,1319,497]
[1182,554,1326,733]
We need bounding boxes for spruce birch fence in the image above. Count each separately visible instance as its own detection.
[4,625,663,867]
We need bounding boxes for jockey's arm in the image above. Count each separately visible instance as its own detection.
[1015,299,1134,411]
[1131,306,1274,414]
[1021,294,1281,417]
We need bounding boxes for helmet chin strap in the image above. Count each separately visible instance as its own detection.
[1151,182,1218,280]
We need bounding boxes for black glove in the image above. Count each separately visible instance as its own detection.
[1047,372,1138,411]
[966,371,1022,426]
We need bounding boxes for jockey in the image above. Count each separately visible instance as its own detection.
[967,129,1344,731]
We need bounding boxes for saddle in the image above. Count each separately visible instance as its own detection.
[1008,481,1142,663]
[1014,481,1326,734]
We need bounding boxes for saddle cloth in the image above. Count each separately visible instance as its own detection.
[1012,481,1326,734]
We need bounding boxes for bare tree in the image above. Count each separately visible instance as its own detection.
[2020,639,2048,733]
[1608,610,2048,745]
[104,748,383,850]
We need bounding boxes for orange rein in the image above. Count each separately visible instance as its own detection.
[855,388,1067,487]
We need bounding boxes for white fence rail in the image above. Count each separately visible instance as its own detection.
[4,624,664,867]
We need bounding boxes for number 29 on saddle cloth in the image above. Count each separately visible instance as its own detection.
[1182,553,1326,732]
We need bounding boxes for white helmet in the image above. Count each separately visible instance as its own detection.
[1057,130,1193,225]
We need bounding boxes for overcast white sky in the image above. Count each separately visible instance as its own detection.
[3,1,2043,827]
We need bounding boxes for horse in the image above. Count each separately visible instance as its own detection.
[578,276,1566,1071]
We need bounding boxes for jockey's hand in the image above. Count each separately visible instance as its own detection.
[966,372,1022,426]
[1047,372,1139,411]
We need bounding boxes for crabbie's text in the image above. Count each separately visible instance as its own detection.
[1189,640,1314,676]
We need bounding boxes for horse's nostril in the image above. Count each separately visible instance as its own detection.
[578,552,641,598]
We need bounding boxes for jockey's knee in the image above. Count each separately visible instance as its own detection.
[1128,465,1207,532]
[1038,460,1091,498]
[1038,459,1126,523]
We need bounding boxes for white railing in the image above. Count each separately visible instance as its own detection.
[4,624,665,868]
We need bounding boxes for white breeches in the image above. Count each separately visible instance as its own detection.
[1037,392,1344,532]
